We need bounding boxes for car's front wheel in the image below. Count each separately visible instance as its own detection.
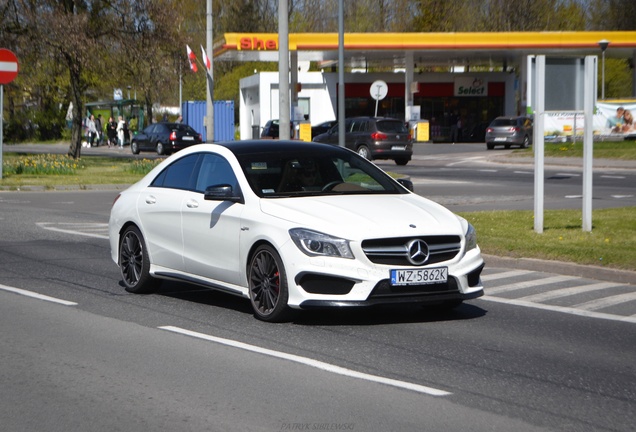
[119,225,158,294]
[248,245,292,322]
[156,141,165,155]
[131,141,140,154]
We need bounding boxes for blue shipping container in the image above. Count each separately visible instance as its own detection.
[182,100,235,142]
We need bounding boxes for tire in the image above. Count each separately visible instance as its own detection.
[357,145,371,160]
[156,141,165,156]
[394,158,409,166]
[521,135,530,148]
[248,244,292,322]
[119,225,158,294]
[487,143,494,150]
[131,141,140,154]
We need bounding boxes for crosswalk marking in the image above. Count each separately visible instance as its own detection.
[486,275,579,295]
[481,270,534,282]
[518,282,621,302]
[573,292,636,311]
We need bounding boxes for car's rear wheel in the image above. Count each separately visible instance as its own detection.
[248,245,292,322]
[357,145,371,159]
[131,141,140,154]
[487,142,494,150]
[521,135,530,148]
[156,141,165,155]
[394,158,409,166]
[119,225,158,294]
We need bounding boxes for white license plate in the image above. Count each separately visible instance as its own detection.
[391,145,406,150]
[390,267,448,286]
[183,136,194,141]
[494,137,507,142]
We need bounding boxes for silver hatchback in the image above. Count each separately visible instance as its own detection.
[485,116,533,150]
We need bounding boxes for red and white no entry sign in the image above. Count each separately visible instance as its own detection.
[0,49,19,85]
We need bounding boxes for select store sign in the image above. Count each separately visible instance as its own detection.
[454,77,488,97]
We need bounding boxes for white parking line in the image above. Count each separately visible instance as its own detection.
[159,326,451,397]
[574,292,636,311]
[486,275,579,295]
[0,284,77,306]
[482,295,636,324]
[518,282,621,302]
[36,222,109,239]
[481,270,534,282]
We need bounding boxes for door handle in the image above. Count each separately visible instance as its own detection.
[186,199,199,209]
[145,196,156,205]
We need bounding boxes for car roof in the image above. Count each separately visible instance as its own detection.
[215,139,346,156]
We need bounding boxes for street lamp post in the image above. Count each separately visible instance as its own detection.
[598,39,610,100]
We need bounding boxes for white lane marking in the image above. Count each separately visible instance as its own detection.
[482,296,636,324]
[446,156,486,167]
[486,275,578,295]
[159,326,451,397]
[518,282,621,302]
[0,284,78,306]
[574,292,636,311]
[565,195,582,199]
[612,195,634,199]
[481,270,534,282]
[36,222,109,239]
[556,173,580,177]
[602,175,626,179]
[514,171,533,174]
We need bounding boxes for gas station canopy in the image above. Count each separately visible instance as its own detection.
[213,31,636,70]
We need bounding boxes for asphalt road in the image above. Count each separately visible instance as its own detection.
[1,188,635,431]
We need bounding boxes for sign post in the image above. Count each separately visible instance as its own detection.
[370,80,388,117]
[0,49,20,180]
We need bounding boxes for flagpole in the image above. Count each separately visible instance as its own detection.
[206,0,214,143]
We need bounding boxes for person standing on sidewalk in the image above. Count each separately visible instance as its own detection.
[116,116,126,149]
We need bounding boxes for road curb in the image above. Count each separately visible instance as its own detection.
[484,254,636,285]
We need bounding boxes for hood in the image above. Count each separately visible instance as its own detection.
[260,194,463,240]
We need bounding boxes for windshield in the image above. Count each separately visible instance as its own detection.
[237,148,407,198]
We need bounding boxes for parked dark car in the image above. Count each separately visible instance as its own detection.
[312,117,413,165]
[311,120,337,138]
[131,123,203,155]
[485,116,533,150]
[261,119,280,139]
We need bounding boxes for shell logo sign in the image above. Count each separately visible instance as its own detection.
[239,37,278,51]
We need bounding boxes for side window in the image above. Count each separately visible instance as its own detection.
[195,153,238,192]
[151,154,199,190]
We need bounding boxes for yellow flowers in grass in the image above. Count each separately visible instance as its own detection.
[3,154,85,176]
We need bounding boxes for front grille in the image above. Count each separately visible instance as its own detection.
[361,235,461,266]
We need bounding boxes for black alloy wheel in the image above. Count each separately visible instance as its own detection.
[248,245,291,322]
[119,226,158,294]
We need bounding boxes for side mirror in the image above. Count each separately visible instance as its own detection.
[204,184,244,203]
[396,178,414,192]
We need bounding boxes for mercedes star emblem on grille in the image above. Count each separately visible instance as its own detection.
[406,239,429,265]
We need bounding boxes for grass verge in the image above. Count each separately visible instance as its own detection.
[1,154,161,188]
[460,208,636,271]
[511,139,636,160]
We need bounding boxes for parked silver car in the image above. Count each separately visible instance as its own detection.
[485,116,533,150]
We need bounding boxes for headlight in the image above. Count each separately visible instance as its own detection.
[289,228,354,259]
[465,223,477,251]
